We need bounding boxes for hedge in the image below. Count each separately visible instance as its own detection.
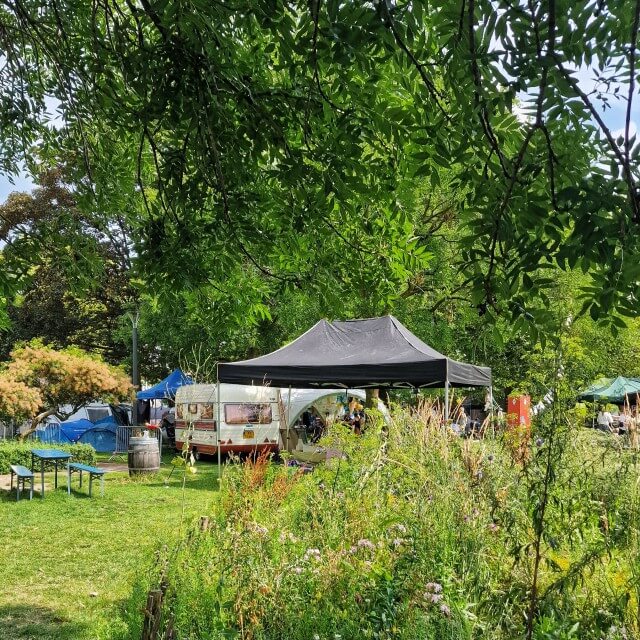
[0,442,96,474]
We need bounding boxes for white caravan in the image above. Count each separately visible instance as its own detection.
[174,384,280,458]
[175,384,387,459]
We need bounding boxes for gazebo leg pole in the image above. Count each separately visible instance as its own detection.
[286,386,292,453]
[216,372,222,483]
[444,381,450,422]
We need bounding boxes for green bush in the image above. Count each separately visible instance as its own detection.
[0,441,96,474]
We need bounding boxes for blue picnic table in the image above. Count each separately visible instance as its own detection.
[30,448,73,497]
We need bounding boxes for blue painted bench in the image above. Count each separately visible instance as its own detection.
[67,463,106,497]
[10,464,34,501]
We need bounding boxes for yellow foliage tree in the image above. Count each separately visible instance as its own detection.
[1,341,132,438]
[0,374,42,422]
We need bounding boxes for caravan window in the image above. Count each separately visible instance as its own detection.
[201,403,214,419]
[224,403,272,425]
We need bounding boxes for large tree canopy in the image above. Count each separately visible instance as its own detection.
[0,0,638,330]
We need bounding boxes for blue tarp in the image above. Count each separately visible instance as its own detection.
[136,369,193,400]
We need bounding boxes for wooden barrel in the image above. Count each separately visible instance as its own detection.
[128,435,160,476]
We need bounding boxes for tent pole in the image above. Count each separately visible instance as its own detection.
[286,386,292,452]
[444,380,450,422]
[216,369,222,483]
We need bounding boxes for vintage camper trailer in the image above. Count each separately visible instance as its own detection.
[174,383,280,458]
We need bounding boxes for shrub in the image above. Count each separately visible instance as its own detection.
[0,441,96,474]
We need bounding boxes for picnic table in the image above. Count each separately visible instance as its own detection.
[31,448,72,497]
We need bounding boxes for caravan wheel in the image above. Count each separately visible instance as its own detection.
[192,448,201,461]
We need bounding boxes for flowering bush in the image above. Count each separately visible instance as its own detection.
[0,374,42,422]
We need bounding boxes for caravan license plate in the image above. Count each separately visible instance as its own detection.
[243,430,254,439]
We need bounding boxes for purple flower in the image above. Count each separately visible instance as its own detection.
[425,582,443,593]
[488,522,499,532]
[304,548,321,561]
[439,604,451,617]
[392,538,403,547]
[292,566,303,575]
[357,539,376,550]
[430,593,444,604]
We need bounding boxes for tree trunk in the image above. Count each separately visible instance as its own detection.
[365,388,380,410]
[18,407,58,440]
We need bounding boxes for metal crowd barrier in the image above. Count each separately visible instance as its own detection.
[110,425,162,461]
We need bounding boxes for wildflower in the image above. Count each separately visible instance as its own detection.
[439,604,451,617]
[472,508,480,518]
[424,582,443,593]
[430,593,443,604]
[357,539,376,550]
[292,566,303,575]
[392,538,403,547]
[535,437,544,447]
[488,522,499,533]
[251,523,268,536]
[390,523,407,534]
[304,548,322,561]
[348,546,358,554]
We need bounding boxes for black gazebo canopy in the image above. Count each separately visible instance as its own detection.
[218,316,491,389]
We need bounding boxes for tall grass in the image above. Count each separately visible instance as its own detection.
[126,401,640,640]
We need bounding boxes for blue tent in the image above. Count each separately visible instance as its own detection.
[78,423,117,452]
[136,369,193,400]
[59,419,95,443]
[37,418,118,453]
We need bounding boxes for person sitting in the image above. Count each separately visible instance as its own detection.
[596,406,614,433]
[618,411,629,434]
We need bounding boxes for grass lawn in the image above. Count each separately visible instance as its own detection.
[0,454,219,640]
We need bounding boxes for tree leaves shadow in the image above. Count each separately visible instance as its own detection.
[0,603,89,640]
